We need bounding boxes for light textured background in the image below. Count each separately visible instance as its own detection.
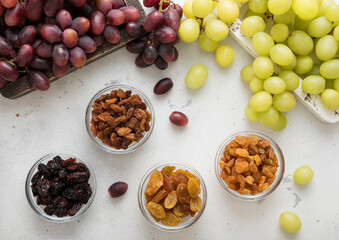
[1,2,339,239]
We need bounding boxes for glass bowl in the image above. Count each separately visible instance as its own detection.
[215,131,285,201]
[25,153,96,223]
[85,84,155,154]
[138,162,207,232]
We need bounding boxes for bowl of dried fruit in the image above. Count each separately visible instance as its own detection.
[215,131,284,201]
[85,84,155,154]
[138,163,207,232]
[25,153,96,223]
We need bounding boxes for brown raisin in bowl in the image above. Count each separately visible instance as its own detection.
[25,153,96,223]
[138,163,207,232]
[215,131,285,201]
[85,84,155,154]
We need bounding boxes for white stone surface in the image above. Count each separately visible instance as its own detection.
[1,5,339,239]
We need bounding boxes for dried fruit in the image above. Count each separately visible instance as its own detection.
[145,170,163,196]
[146,202,166,219]
[190,196,202,212]
[108,182,128,198]
[164,191,177,209]
[187,178,201,198]
[161,212,180,226]
[173,204,189,217]
[150,189,168,203]
[176,183,191,204]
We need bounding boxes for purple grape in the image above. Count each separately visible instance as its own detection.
[0,75,10,88]
[0,35,12,56]
[142,10,164,32]
[0,61,19,81]
[69,46,86,68]
[163,9,180,32]
[80,3,95,18]
[126,39,146,54]
[125,22,145,38]
[143,45,158,64]
[5,28,20,49]
[92,34,104,47]
[19,25,37,45]
[56,9,72,30]
[111,0,125,9]
[103,25,120,44]
[53,62,71,77]
[77,35,97,53]
[30,56,52,70]
[28,71,50,91]
[107,9,125,26]
[155,26,176,43]
[120,6,140,23]
[153,77,173,94]
[16,44,34,67]
[36,41,53,58]
[62,28,78,48]
[25,0,44,22]
[154,57,168,70]
[158,43,175,62]
[67,0,86,7]
[89,11,105,35]
[52,43,69,67]
[71,17,90,36]
[32,39,42,50]
[135,53,151,68]
[4,3,23,27]
[44,0,63,17]
[108,182,128,198]
[40,24,62,43]
[96,0,112,16]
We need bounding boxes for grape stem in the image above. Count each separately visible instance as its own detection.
[158,0,171,13]
[25,66,30,74]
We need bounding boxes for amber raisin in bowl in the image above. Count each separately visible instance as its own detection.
[25,153,96,223]
[138,163,207,232]
[85,84,155,154]
[215,131,285,201]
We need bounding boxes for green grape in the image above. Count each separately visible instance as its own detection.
[273,91,296,112]
[274,7,295,24]
[325,4,339,22]
[293,165,314,184]
[252,32,275,56]
[264,76,286,94]
[279,211,302,233]
[315,35,338,61]
[249,0,268,14]
[321,89,339,110]
[241,64,255,83]
[212,0,218,9]
[205,19,229,41]
[192,0,213,18]
[292,0,319,20]
[278,70,300,91]
[215,44,234,67]
[259,106,280,128]
[217,0,239,23]
[294,55,313,75]
[270,23,289,42]
[334,26,339,41]
[245,104,260,122]
[317,0,334,17]
[250,77,264,92]
[250,91,273,112]
[302,75,326,94]
[293,15,311,32]
[271,112,287,131]
[199,31,219,52]
[245,9,266,19]
[183,0,195,19]
[287,31,314,56]
[240,16,266,37]
[269,44,294,66]
[178,19,200,43]
[320,59,339,79]
[185,64,208,89]
[280,54,297,70]
[308,16,333,38]
[325,79,334,89]
[202,12,218,27]
[268,0,292,15]
[334,78,339,91]
[253,56,274,79]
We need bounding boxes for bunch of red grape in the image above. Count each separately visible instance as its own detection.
[0,0,141,90]
[125,0,182,70]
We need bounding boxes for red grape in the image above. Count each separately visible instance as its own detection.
[111,0,125,9]
[154,57,168,70]
[67,0,86,7]
[89,11,105,35]
[5,28,20,49]
[107,9,125,26]
[154,77,173,94]
[32,39,42,50]
[80,3,95,18]
[0,61,19,81]
[30,56,52,70]
[143,45,158,64]
[103,25,120,43]
[135,53,151,68]
[164,9,180,32]
[28,71,50,91]
[120,6,140,23]
[25,0,44,22]
[44,0,63,18]
[69,46,86,68]
[143,0,159,8]
[155,26,176,43]
[158,43,175,62]
[52,43,69,67]
[40,24,62,43]
[4,3,23,27]
[126,39,146,54]
[125,22,145,38]
[77,35,97,53]
[53,61,71,77]
[0,0,16,8]
[71,17,90,36]
[16,44,34,67]
[36,41,53,58]
[56,9,72,30]
[92,34,104,47]
[0,36,13,56]
[0,3,5,16]
[108,182,128,198]
[96,0,112,16]
[173,4,183,19]
[169,111,188,126]
[142,10,164,32]
[19,25,37,45]
[0,75,10,88]
[62,28,78,48]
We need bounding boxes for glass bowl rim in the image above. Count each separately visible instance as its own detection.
[25,152,97,223]
[137,162,207,232]
[215,130,285,201]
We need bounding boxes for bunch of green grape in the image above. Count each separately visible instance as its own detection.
[240,0,339,130]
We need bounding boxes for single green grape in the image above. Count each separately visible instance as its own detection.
[241,64,255,83]
[270,23,289,43]
[250,77,264,93]
[202,12,218,27]
[250,91,273,112]
[252,32,275,56]
[264,76,286,94]
[205,19,229,41]
[271,112,287,131]
[273,91,296,112]
[259,106,280,128]
[178,19,200,43]
[183,0,195,19]
[278,70,300,91]
[280,54,297,70]
[292,0,318,20]
[240,16,266,37]
[245,104,260,122]
[315,35,338,61]
[294,55,313,75]
[199,31,219,52]
[274,7,295,25]
[217,0,239,23]
[215,44,234,67]
[268,0,292,15]
[185,64,208,89]
[333,78,339,91]
[249,0,268,14]
[287,30,314,56]
[293,165,314,184]
[253,56,274,79]
[320,59,339,79]
[321,89,339,110]
[269,44,294,66]
[293,15,311,32]
[317,0,333,17]
[308,16,333,38]
[333,26,339,41]
[325,4,339,22]
[192,0,213,18]
[279,211,302,233]
[302,75,326,94]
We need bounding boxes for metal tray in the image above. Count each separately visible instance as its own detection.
[0,0,145,99]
